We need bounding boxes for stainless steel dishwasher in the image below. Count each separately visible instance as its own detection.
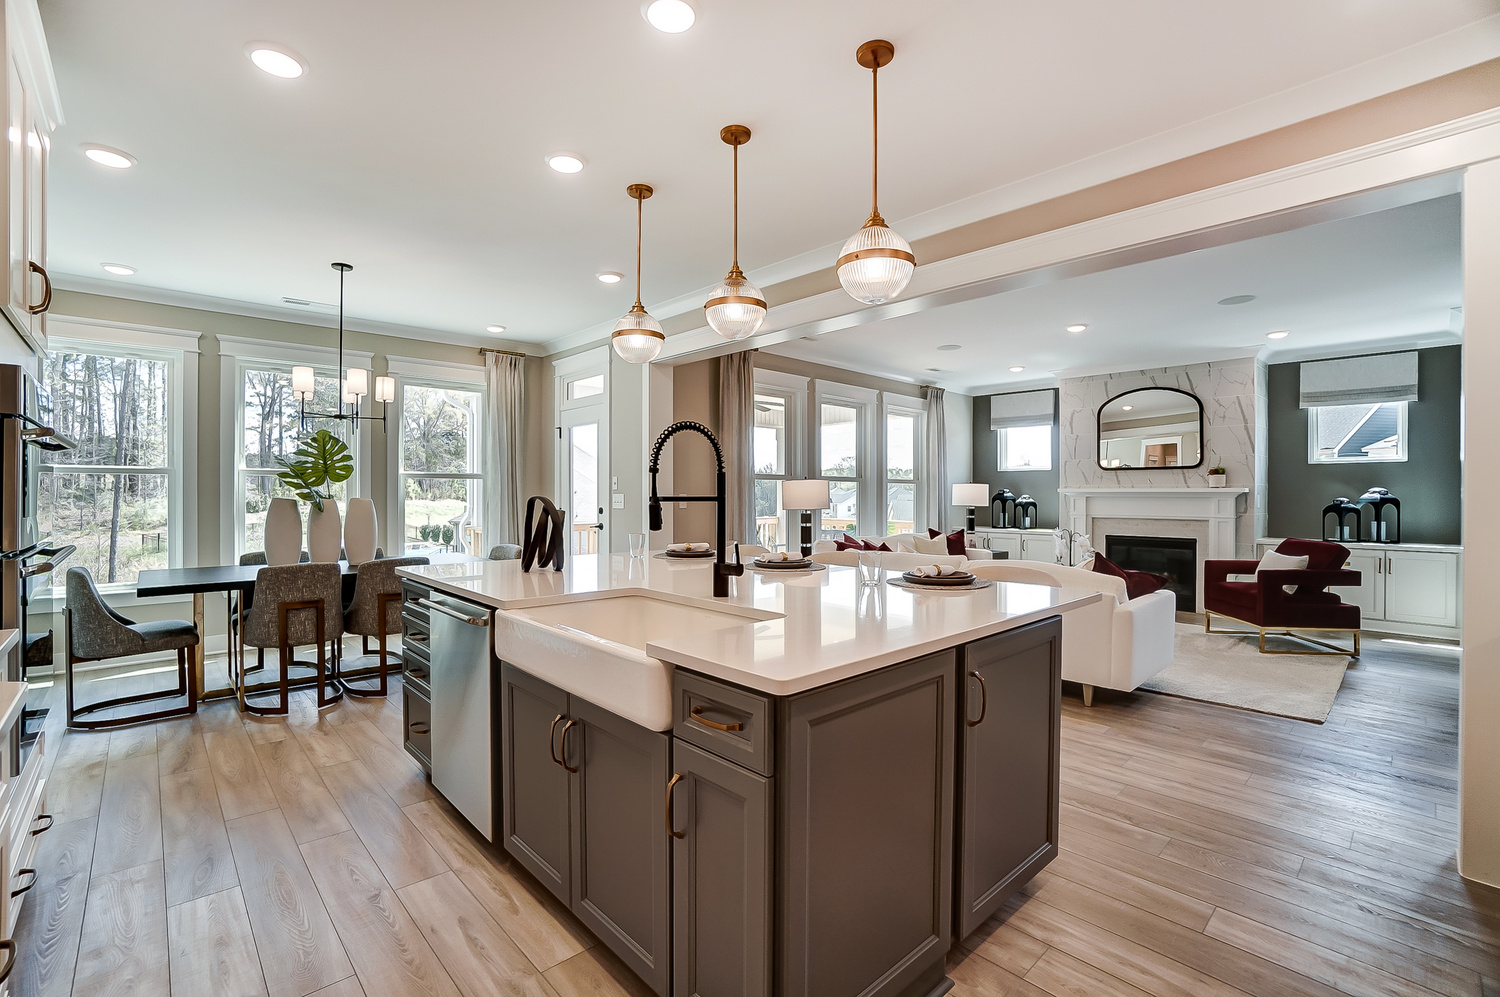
[419,592,496,840]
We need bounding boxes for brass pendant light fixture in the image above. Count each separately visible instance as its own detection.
[837,39,915,305]
[704,124,767,341]
[612,183,665,364]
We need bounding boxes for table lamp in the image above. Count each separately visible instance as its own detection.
[952,483,989,533]
[782,479,831,557]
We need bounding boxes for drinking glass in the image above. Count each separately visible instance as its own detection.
[629,533,647,558]
[857,549,883,586]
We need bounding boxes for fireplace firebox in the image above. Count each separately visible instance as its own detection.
[1105,535,1197,612]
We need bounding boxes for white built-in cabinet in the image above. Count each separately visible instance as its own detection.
[975,528,1073,565]
[1258,539,1462,640]
[0,0,59,355]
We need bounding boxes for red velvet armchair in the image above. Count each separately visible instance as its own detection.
[1202,538,1363,656]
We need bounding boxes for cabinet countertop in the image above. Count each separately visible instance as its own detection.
[1256,537,1463,554]
[399,556,1102,696]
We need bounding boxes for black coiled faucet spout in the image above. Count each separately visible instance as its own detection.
[648,421,744,598]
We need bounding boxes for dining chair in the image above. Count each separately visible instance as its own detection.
[238,562,344,715]
[340,555,428,697]
[64,566,198,730]
[489,544,522,560]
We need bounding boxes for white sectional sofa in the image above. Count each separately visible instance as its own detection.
[811,532,994,560]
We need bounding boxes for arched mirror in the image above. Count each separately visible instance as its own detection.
[1097,387,1204,469]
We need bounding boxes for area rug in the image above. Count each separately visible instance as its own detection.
[1138,622,1354,723]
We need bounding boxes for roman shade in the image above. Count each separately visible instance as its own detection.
[990,389,1055,430]
[1299,352,1418,408]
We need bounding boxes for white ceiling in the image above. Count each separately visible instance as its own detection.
[39,0,1498,348]
[768,192,1463,393]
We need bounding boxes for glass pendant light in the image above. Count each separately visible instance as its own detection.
[612,183,665,364]
[837,39,915,305]
[705,124,767,341]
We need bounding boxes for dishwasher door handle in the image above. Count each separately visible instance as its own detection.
[415,598,489,626]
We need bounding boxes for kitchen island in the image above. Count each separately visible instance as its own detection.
[399,554,1102,997]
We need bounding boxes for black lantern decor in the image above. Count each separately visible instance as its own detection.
[1357,487,1401,544]
[1322,497,1362,542]
[990,488,1017,529]
[1015,494,1039,530]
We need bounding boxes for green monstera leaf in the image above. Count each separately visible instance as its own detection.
[275,429,353,512]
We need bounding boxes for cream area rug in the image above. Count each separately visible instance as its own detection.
[1139,622,1353,723]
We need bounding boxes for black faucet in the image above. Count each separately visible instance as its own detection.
[648,421,744,598]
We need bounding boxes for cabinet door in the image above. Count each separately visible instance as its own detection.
[955,618,1061,940]
[499,663,572,905]
[781,651,956,997]
[986,532,1021,561]
[570,696,671,996]
[22,95,44,349]
[1384,550,1459,628]
[1020,536,1054,563]
[4,55,26,337]
[671,740,771,997]
[1339,551,1385,621]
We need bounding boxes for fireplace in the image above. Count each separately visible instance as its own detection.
[1106,535,1197,612]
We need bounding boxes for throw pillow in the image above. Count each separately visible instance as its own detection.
[913,535,949,556]
[834,534,864,552]
[927,528,942,539]
[945,529,967,556]
[1090,554,1169,600]
[1256,549,1309,594]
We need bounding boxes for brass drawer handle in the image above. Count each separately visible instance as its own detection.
[666,772,685,839]
[27,261,51,315]
[9,868,35,898]
[968,670,987,727]
[406,632,429,643]
[408,722,430,735]
[406,667,427,681]
[30,813,53,836]
[559,719,580,773]
[689,705,743,732]
[549,714,566,768]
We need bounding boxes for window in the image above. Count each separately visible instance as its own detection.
[1308,402,1408,463]
[568,373,604,400]
[752,392,789,550]
[42,344,182,587]
[999,424,1052,471]
[399,382,483,553]
[820,400,863,536]
[884,407,922,536]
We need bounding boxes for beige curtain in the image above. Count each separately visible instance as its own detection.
[923,385,948,531]
[719,350,757,544]
[483,352,526,548]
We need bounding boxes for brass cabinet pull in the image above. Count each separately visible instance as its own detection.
[30,813,53,836]
[968,670,988,727]
[559,719,580,773]
[9,868,35,898]
[406,666,427,681]
[665,773,685,839]
[27,261,51,315]
[0,939,14,983]
[408,722,430,735]
[549,713,566,768]
[689,705,743,732]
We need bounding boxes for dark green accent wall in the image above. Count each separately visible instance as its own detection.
[1267,345,1461,545]
[970,391,1061,529]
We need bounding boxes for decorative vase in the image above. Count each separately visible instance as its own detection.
[264,497,303,565]
[1207,473,1227,489]
[344,497,378,564]
[307,499,343,562]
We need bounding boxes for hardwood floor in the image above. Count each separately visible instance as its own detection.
[12,636,1498,997]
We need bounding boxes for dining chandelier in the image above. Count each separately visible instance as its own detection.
[292,262,395,430]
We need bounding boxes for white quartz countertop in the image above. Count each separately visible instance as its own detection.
[399,556,1102,696]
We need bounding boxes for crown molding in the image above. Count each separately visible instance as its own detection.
[1255,329,1462,366]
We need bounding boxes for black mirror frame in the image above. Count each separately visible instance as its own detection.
[1096,386,1205,470]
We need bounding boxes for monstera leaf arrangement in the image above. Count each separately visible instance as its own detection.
[275,429,353,513]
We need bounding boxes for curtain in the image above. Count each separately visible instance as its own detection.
[1300,352,1418,407]
[923,385,947,531]
[990,389,1055,429]
[483,352,526,549]
[719,350,756,544]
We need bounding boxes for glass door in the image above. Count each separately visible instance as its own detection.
[560,411,605,556]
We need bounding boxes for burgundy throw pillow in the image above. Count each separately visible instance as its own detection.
[834,534,864,552]
[1091,554,1168,600]
[872,541,893,552]
[927,528,942,539]
[945,529,967,556]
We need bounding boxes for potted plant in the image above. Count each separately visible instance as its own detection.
[276,429,354,561]
[1207,462,1228,488]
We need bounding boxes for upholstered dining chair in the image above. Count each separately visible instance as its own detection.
[489,544,522,560]
[64,566,199,730]
[340,555,429,697]
[238,562,344,715]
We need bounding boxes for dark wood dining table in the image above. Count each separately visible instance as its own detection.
[136,551,481,699]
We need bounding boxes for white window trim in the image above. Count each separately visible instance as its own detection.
[1307,401,1410,464]
[814,381,877,536]
[387,372,486,556]
[998,423,1055,472]
[881,396,926,535]
[553,346,610,550]
[752,374,809,551]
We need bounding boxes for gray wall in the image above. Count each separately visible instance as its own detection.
[970,390,1061,529]
[1267,345,1461,545]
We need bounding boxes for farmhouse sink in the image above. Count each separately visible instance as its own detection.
[493,592,779,731]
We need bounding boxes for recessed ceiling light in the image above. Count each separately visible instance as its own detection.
[642,0,696,32]
[83,145,135,169]
[545,153,585,174]
[1122,405,1134,411]
[1218,294,1257,306]
[596,271,623,284]
[1266,330,1289,340]
[246,43,307,79]
[1009,366,1025,373]
[1066,324,1088,333]
[486,325,507,334]
[936,344,961,352]
[101,263,135,276]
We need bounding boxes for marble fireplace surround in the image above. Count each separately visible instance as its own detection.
[1062,488,1250,612]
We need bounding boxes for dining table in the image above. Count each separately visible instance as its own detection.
[135,551,482,700]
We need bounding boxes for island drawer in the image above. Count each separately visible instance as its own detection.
[403,684,432,773]
[673,672,774,776]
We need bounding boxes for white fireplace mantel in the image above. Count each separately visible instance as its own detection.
[1060,487,1250,563]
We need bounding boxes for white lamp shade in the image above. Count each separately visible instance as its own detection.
[374,375,396,403]
[952,483,989,507]
[291,365,315,399]
[342,388,358,405]
[345,368,369,397]
[782,478,831,511]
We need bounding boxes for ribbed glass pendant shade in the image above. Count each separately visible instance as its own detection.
[612,304,665,364]
[837,221,915,304]
[704,272,766,340]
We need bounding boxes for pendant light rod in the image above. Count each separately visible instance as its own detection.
[720,125,751,276]
[856,40,894,227]
[628,183,653,308]
[334,261,351,417]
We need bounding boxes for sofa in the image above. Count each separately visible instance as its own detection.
[966,560,1176,706]
[811,532,994,560]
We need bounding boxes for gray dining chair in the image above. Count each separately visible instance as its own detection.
[340,556,428,697]
[489,544,522,560]
[238,562,344,715]
[65,566,198,730]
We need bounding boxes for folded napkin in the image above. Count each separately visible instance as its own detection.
[667,542,710,553]
[906,563,965,578]
[757,551,808,563]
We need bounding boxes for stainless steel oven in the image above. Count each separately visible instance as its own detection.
[1,364,74,772]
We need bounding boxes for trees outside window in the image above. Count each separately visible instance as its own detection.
[399,382,482,553]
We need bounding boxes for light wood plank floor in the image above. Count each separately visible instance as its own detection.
[13,636,1499,997]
